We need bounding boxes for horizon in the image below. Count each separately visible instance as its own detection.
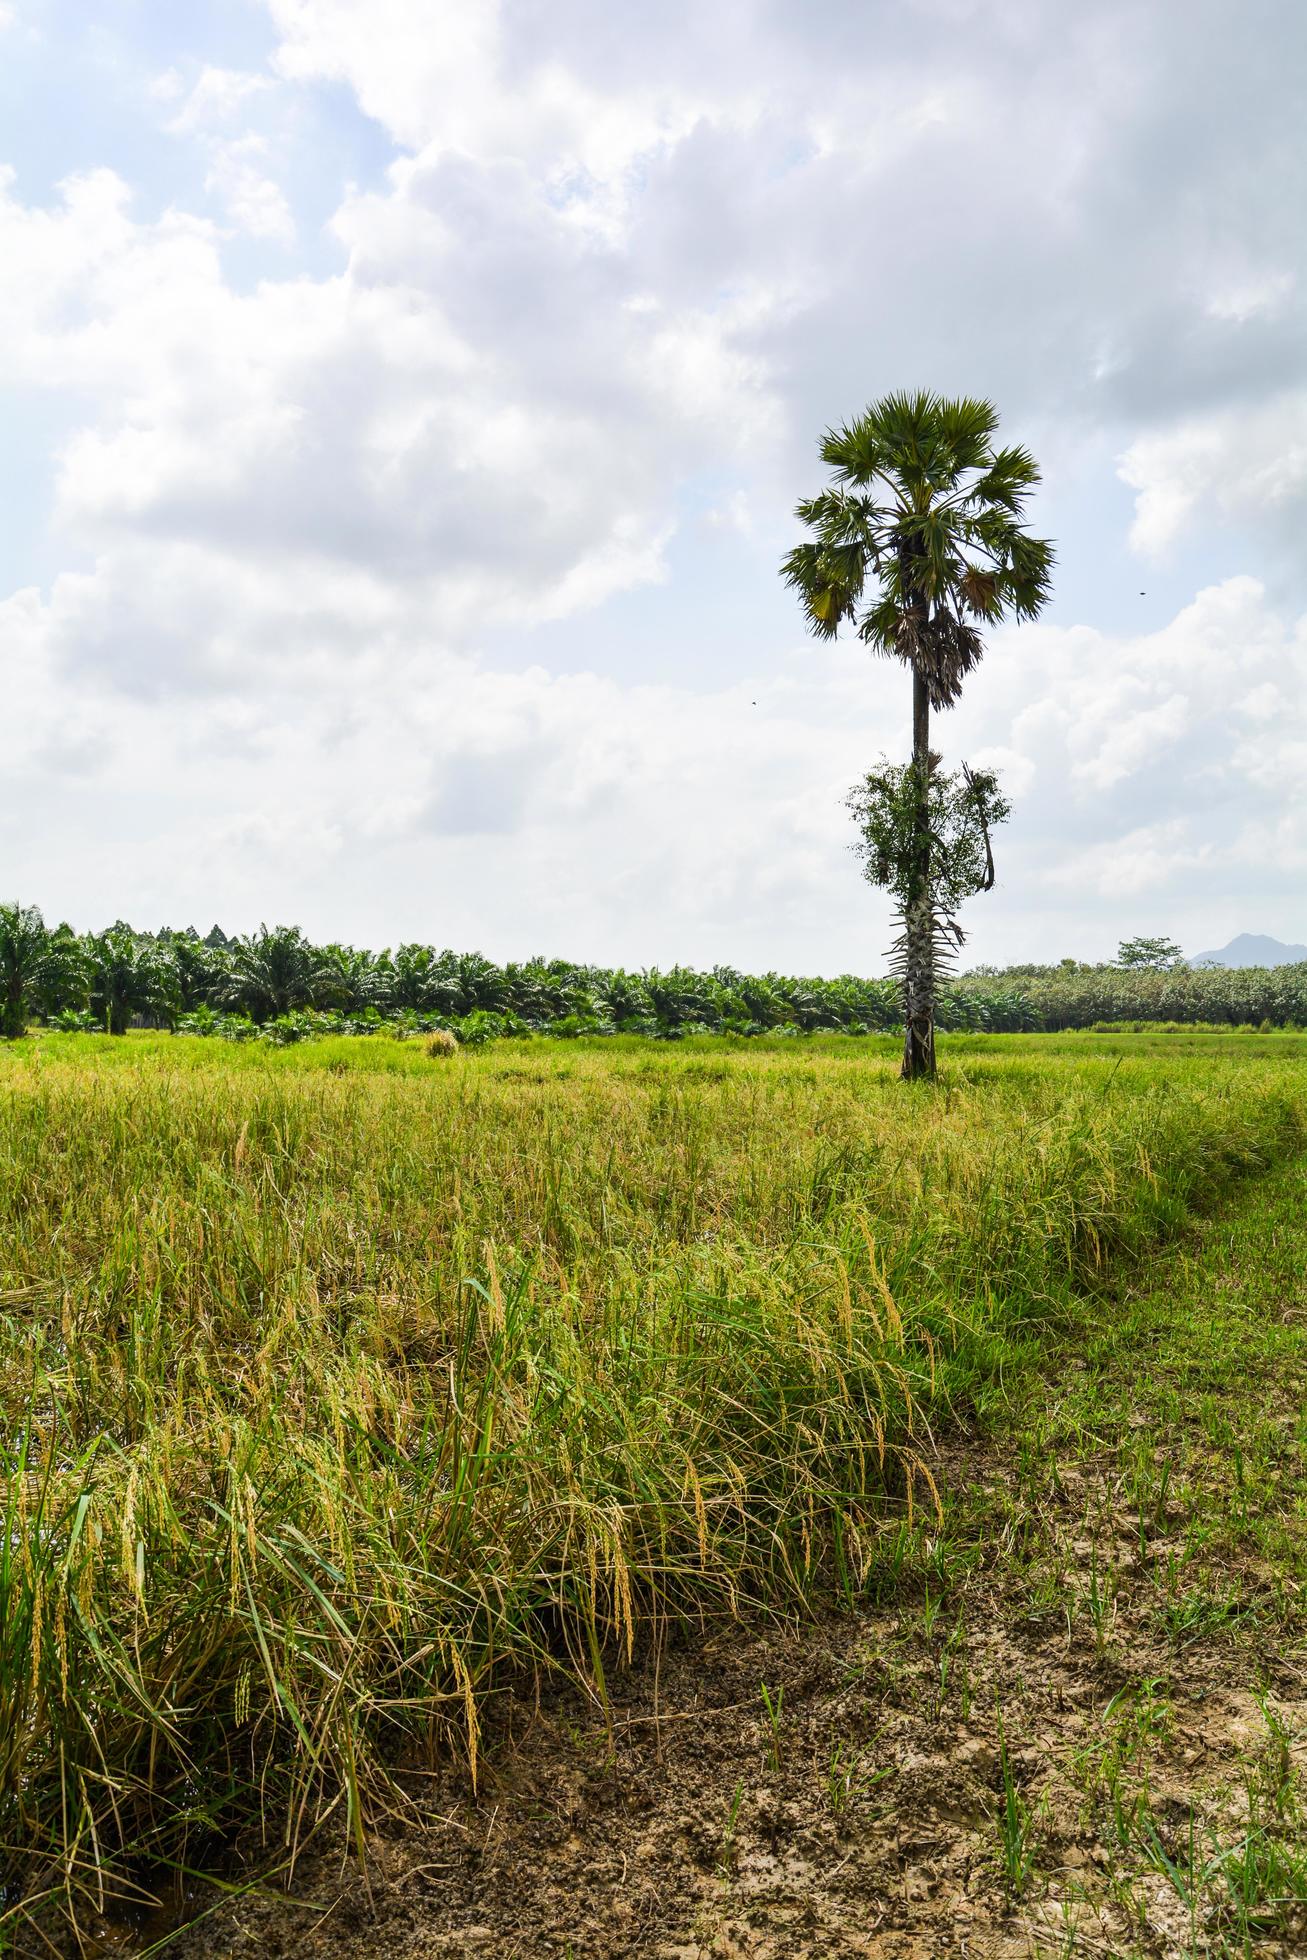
[2,0,1305,964]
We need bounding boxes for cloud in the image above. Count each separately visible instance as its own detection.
[1069,689,1190,792]
[260,0,1307,488]
[0,152,772,644]
[3,0,1307,962]
[11,2,1307,634]
[1048,820,1214,900]
[162,65,275,135]
[267,0,711,240]
[1121,392,1307,554]
[202,136,295,242]
[948,578,1307,940]
[152,64,295,242]
[5,543,1306,963]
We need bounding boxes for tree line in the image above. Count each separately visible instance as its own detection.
[3,905,1303,1043]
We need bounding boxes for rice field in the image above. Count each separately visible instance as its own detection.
[1,1030,1305,1946]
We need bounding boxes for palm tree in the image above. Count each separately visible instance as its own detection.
[0,904,90,1037]
[223,925,338,1022]
[782,392,1053,1079]
[317,943,394,1015]
[86,924,180,1034]
[157,927,231,1011]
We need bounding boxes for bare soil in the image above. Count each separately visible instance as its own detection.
[112,1438,1304,1960]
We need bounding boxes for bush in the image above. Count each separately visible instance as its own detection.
[175,1007,258,1041]
[454,1009,530,1047]
[545,1013,614,1039]
[48,1008,101,1033]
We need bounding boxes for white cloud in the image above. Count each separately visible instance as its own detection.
[267,0,711,240]
[0,157,772,640]
[1069,690,1190,792]
[4,539,1305,965]
[704,489,754,537]
[1205,269,1293,325]
[0,545,878,956]
[203,136,295,242]
[966,745,1037,801]
[163,65,275,135]
[1121,395,1307,554]
[1239,682,1283,722]
[153,64,294,242]
[1048,820,1214,900]
[3,0,1307,962]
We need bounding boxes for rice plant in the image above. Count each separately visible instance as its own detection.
[0,1030,1302,1940]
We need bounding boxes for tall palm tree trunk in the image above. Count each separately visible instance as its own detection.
[901,665,936,1081]
[2,975,23,1041]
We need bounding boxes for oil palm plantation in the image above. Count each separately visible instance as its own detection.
[222,925,340,1022]
[0,903,89,1037]
[782,392,1053,1078]
[86,924,181,1034]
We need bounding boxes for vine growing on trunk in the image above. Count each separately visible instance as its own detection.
[847,758,1010,1079]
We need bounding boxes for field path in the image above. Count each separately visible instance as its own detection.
[150,1154,1307,1960]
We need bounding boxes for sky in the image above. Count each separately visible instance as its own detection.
[2,0,1305,972]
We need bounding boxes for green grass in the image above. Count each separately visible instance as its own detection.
[942,1144,1307,1955]
[1,1030,1305,1942]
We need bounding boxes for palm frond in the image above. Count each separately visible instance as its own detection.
[782,392,1054,691]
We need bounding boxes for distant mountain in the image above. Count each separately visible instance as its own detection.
[1191,933,1307,969]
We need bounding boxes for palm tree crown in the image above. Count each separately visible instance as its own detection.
[781,391,1054,710]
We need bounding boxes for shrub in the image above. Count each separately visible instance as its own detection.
[175,1006,258,1041]
[454,1009,529,1046]
[545,1013,613,1039]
